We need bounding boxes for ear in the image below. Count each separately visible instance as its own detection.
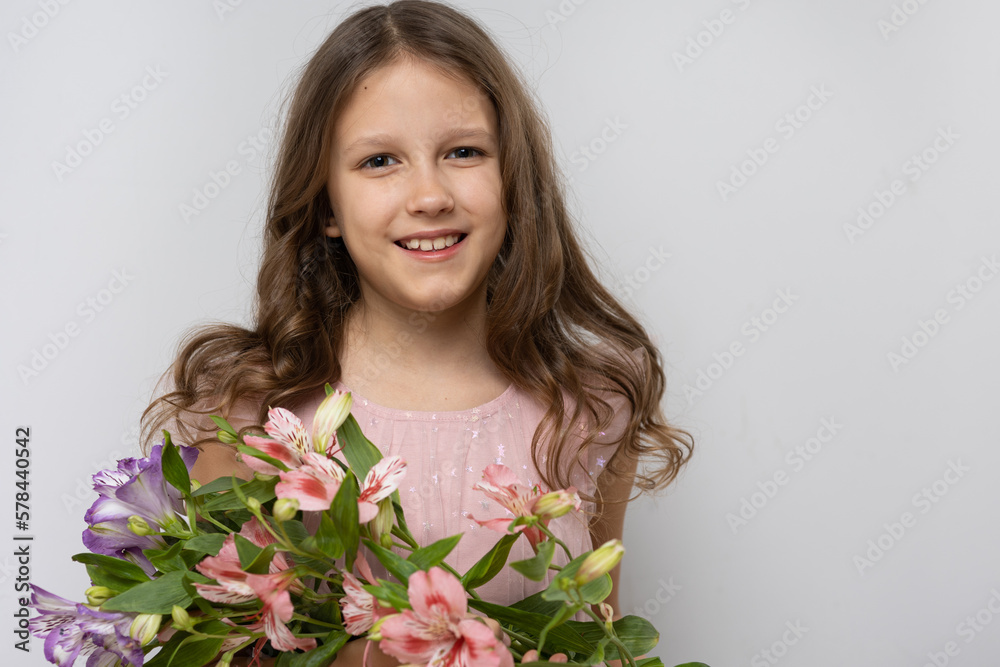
[324,216,342,238]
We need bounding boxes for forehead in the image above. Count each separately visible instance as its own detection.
[333,57,496,146]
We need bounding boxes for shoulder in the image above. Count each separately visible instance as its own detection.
[186,384,329,485]
[185,396,260,485]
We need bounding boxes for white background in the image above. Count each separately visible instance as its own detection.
[3,1,999,666]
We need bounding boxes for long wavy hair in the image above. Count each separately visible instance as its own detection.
[142,0,693,501]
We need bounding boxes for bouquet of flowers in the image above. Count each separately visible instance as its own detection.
[29,386,709,667]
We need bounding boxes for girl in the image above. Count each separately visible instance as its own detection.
[142,1,693,663]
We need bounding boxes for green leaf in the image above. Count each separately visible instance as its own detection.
[332,473,360,571]
[101,570,193,614]
[391,496,414,542]
[84,565,139,595]
[510,591,565,617]
[202,478,276,512]
[315,510,344,559]
[288,631,351,667]
[542,551,612,605]
[337,414,383,479]
[161,441,192,495]
[303,600,342,628]
[509,539,556,581]
[536,602,582,656]
[234,534,263,569]
[209,415,239,438]
[581,636,609,665]
[408,534,462,571]
[638,659,667,667]
[236,443,290,473]
[364,580,411,610]
[244,543,277,575]
[279,520,336,573]
[564,615,660,660]
[467,599,593,654]
[72,553,150,586]
[364,540,418,583]
[182,533,227,556]
[143,632,224,667]
[144,541,188,573]
[460,533,520,590]
[191,476,243,497]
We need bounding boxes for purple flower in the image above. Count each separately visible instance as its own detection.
[29,585,145,666]
[83,443,198,570]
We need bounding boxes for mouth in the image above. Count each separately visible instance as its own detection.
[394,233,467,252]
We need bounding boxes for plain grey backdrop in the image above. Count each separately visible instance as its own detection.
[3,1,1000,665]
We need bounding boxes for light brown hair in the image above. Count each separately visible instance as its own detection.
[142,0,693,500]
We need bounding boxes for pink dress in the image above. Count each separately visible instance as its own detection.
[288,375,633,606]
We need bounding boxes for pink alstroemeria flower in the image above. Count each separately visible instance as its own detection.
[193,518,313,652]
[194,518,291,604]
[341,557,392,635]
[379,568,513,667]
[246,571,316,652]
[241,407,316,475]
[275,452,346,512]
[276,454,407,518]
[471,464,555,549]
[241,389,351,475]
[340,572,394,635]
[357,456,407,522]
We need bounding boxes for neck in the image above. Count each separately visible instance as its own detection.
[338,284,504,400]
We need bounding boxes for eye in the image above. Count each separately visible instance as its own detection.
[446,147,484,160]
[361,155,399,170]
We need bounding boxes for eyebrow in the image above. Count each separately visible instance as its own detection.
[342,127,496,153]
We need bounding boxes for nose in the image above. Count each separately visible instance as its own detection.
[406,162,454,217]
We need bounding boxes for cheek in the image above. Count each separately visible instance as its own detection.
[465,170,504,217]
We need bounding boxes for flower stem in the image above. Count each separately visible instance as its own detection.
[290,613,342,630]
[581,605,637,667]
[501,627,537,649]
[537,523,573,562]
[194,509,234,534]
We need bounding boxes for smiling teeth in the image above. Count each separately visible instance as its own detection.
[401,234,461,251]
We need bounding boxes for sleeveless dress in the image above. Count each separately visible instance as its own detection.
[287,371,636,606]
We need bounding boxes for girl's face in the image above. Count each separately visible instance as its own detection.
[325,56,506,319]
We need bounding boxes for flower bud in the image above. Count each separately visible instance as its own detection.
[246,497,262,513]
[370,498,395,549]
[127,515,154,536]
[129,613,162,645]
[171,605,194,632]
[574,539,624,586]
[534,489,581,520]
[190,479,202,492]
[312,389,353,454]
[217,430,238,444]
[273,498,299,522]
[599,602,615,629]
[367,615,395,642]
[84,586,114,606]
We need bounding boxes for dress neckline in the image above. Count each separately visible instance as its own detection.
[332,380,517,421]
